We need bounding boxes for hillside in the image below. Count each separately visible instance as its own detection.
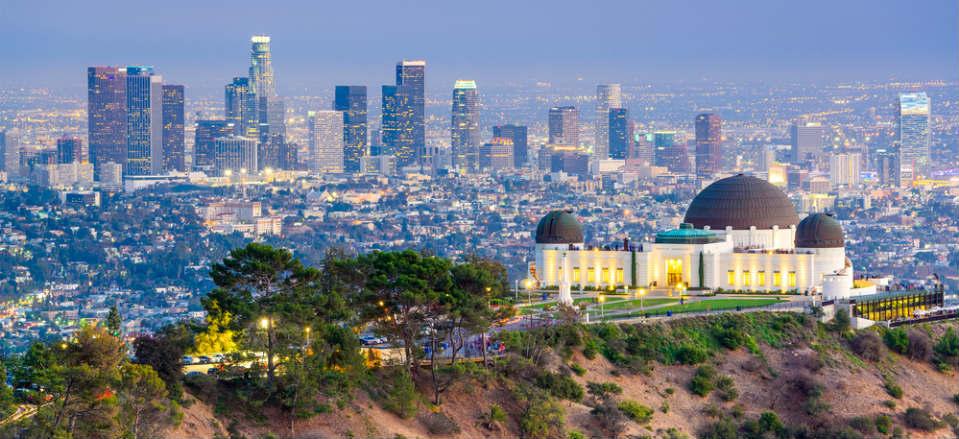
[167,314,959,439]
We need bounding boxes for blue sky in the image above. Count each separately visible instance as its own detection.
[2,0,957,94]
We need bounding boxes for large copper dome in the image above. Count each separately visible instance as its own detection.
[535,210,584,244]
[683,174,799,230]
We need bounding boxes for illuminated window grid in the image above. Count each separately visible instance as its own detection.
[727,270,736,286]
[601,267,610,283]
[587,267,596,283]
[788,271,797,288]
[773,271,782,287]
[616,268,624,284]
[572,267,581,283]
[757,271,766,286]
[743,271,752,287]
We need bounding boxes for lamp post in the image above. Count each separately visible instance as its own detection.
[637,287,647,316]
[598,294,606,321]
[259,316,276,385]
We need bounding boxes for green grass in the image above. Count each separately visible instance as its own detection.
[519,296,625,314]
[617,298,784,318]
[598,298,679,311]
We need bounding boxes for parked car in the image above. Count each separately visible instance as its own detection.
[198,356,212,364]
[182,356,194,365]
[212,354,226,363]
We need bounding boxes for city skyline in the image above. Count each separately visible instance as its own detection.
[2,0,957,94]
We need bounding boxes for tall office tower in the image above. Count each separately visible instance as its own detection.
[874,148,899,186]
[896,92,931,185]
[193,120,235,171]
[608,108,630,159]
[790,121,824,165]
[654,131,690,172]
[631,125,654,165]
[162,85,185,172]
[381,85,412,165]
[334,85,368,172]
[225,77,257,137]
[213,135,257,176]
[125,66,163,175]
[694,113,722,177]
[548,106,579,146]
[307,110,345,174]
[595,84,622,159]
[396,60,426,166]
[492,125,528,168]
[829,152,862,188]
[479,137,514,171]
[0,130,20,176]
[249,35,276,100]
[87,66,127,175]
[56,136,86,164]
[450,80,480,171]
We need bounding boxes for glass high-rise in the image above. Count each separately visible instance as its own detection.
[492,125,528,168]
[194,120,235,171]
[125,66,163,176]
[394,60,425,167]
[87,66,127,176]
[56,136,87,164]
[451,80,480,171]
[595,84,622,159]
[548,106,578,146]
[608,108,629,160]
[694,113,722,177]
[226,77,257,137]
[381,85,413,165]
[334,85,368,172]
[790,121,824,165]
[307,110,345,174]
[896,92,931,185]
[162,84,185,172]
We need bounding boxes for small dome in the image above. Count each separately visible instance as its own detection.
[684,174,799,230]
[795,213,844,248]
[535,210,584,244]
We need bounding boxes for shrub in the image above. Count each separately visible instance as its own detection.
[420,412,461,435]
[479,404,507,431]
[831,308,851,332]
[907,330,933,361]
[382,370,418,419]
[569,363,586,376]
[520,395,566,439]
[849,416,875,434]
[699,419,739,439]
[758,411,784,434]
[903,407,940,431]
[660,400,670,413]
[567,431,585,439]
[715,375,738,401]
[586,381,623,399]
[535,372,584,402]
[883,328,909,354]
[618,400,654,423]
[883,399,897,409]
[934,328,959,367]
[851,331,884,362]
[883,376,903,399]
[675,344,708,365]
[590,398,627,438]
[690,365,717,397]
[582,339,599,360]
[874,414,892,434]
[664,427,690,439]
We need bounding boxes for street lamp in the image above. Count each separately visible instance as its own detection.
[637,287,647,316]
[598,294,606,321]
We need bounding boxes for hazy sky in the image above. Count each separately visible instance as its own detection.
[3,0,957,95]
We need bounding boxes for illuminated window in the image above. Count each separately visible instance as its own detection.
[773,271,782,287]
[616,268,624,284]
[788,271,797,288]
[601,267,610,283]
[572,267,581,283]
[667,259,683,286]
[757,271,766,286]
[727,270,736,286]
[743,271,752,287]
[587,267,596,283]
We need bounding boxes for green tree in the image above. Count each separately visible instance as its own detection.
[133,323,193,400]
[106,305,122,337]
[935,327,959,367]
[118,363,172,439]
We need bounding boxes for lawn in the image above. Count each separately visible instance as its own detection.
[519,296,625,314]
[613,297,785,319]
[598,297,679,311]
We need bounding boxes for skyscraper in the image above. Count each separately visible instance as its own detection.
[896,92,931,185]
[124,66,163,176]
[213,135,257,176]
[56,136,87,164]
[381,85,413,165]
[162,84,185,172]
[225,77,257,137]
[307,110,345,174]
[194,120,235,171]
[608,108,629,160]
[479,137,513,171]
[396,60,426,166]
[87,67,127,175]
[829,152,861,188]
[595,84,622,159]
[249,36,276,100]
[334,85,368,173]
[548,106,579,146]
[492,125,528,168]
[790,121,824,165]
[0,130,20,176]
[450,80,480,171]
[694,113,722,177]
[874,148,899,186]
[654,131,689,172]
